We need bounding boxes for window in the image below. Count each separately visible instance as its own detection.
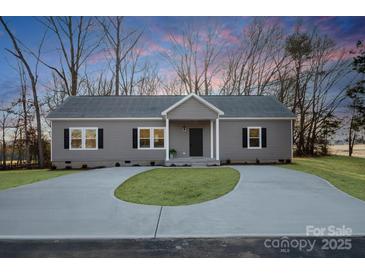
[154,128,165,148]
[138,127,165,149]
[71,128,82,149]
[85,129,97,149]
[70,128,98,150]
[139,128,151,148]
[248,127,261,149]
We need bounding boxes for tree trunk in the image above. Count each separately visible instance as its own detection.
[10,119,19,167]
[298,107,306,155]
[349,118,353,157]
[71,72,78,96]
[115,49,120,96]
[292,61,301,114]
[22,88,30,167]
[31,81,44,168]
[115,19,121,96]
[2,124,6,167]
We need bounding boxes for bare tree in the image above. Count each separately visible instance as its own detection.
[84,72,114,96]
[161,77,186,95]
[44,72,69,112]
[219,18,352,156]
[17,62,31,166]
[97,16,142,95]
[346,41,365,156]
[220,18,286,95]
[283,29,351,155]
[136,62,161,95]
[163,22,223,95]
[41,16,101,96]
[0,17,45,167]
[304,36,350,155]
[120,47,141,95]
[0,106,12,167]
[285,30,313,115]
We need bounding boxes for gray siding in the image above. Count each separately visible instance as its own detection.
[219,120,292,162]
[167,97,218,120]
[51,118,292,168]
[52,120,166,168]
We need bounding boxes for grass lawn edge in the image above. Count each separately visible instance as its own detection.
[280,156,365,202]
[114,167,240,206]
[0,169,81,191]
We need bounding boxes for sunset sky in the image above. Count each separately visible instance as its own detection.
[0,16,364,101]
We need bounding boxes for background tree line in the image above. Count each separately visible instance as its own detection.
[0,16,364,168]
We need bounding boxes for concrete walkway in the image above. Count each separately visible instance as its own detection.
[0,166,365,238]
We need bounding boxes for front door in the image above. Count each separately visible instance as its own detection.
[189,128,203,157]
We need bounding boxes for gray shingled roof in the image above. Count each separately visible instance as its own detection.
[47,95,295,118]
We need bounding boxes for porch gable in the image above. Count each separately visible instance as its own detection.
[161,94,224,120]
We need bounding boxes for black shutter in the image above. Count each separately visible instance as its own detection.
[98,128,104,149]
[132,128,138,148]
[262,128,267,148]
[242,128,247,148]
[64,128,69,149]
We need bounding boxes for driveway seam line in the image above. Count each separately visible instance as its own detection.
[154,206,163,238]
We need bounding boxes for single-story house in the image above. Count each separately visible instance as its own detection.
[47,93,295,168]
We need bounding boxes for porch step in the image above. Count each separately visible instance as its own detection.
[165,158,220,167]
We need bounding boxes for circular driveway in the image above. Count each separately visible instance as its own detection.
[0,166,365,239]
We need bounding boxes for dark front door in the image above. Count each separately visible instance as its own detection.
[189,128,203,157]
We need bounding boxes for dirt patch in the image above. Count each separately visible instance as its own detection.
[329,144,365,158]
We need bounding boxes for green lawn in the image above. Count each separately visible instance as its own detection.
[115,167,240,206]
[281,156,365,201]
[0,169,80,191]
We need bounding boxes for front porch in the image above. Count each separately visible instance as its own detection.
[164,119,220,166]
[161,93,224,167]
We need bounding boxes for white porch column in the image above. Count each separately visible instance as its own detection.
[165,118,169,161]
[210,120,214,159]
[215,118,220,161]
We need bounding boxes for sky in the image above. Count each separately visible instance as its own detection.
[0,16,365,102]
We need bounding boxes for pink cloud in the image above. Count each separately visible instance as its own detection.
[313,16,335,24]
[328,46,355,62]
[137,41,169,57]
[87,48,114,65]
[163,33,185,45]
[331,34,365,61]
[159,67,177,81]
[265,17,283,27]
[210,74,224,90]
[340,33,364,46]
[332,50,349,61]
[219,28,240,45]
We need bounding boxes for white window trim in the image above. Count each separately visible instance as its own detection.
[247,127,262,149]
[137,127,166,150]
[69,127,98,150]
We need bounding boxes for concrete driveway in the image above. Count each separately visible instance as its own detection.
[0,166,365,238]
